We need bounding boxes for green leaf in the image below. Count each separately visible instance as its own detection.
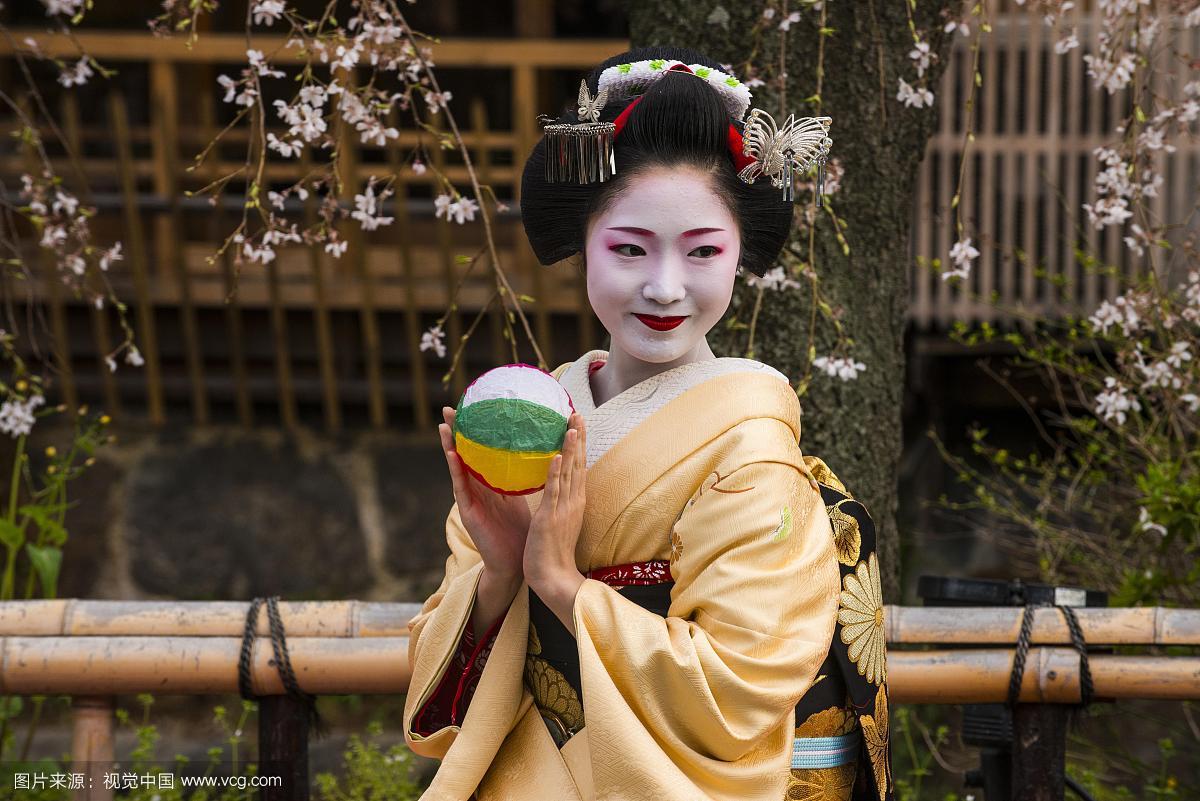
[26,544,61,598]
[0,519,24,550]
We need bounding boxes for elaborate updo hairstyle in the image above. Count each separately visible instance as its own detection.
[520,46,793,278]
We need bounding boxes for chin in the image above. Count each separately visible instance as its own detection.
[617,334,699,364]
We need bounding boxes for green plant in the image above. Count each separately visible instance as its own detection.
[314,720,421,801]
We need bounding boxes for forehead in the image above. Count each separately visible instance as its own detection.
[596,167,736,232]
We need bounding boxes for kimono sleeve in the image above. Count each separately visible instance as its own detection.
[571,449,841,764]
[401,501,496,757]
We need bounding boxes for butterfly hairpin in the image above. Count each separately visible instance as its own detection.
[577,80,608,123]
[739,108,833,202]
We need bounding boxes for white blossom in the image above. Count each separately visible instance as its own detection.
[325,239,348,258]
[744,266,800,291]
[446,197,479,225]
[1082,196,1133,229]
[1054,30,1079,54]
[943,237,980,281]
[1094,376,1140,425]
[247,49,284,79]
[126,347,145,367]
[1139,359,1181,391]
[1180,393,1200,413]
[411,159,427,176]
[813,355,867,382]
[41,0,84,16]
[57,57,93,88]
[351,182,395,231]
[0,395,44,438]
[267,132,303,157]
[251,0,285,26]
[778,12,801,31]
[1137,507,1167,537]
[420,324,446,358]
[896,78,934,109]
[1084,50,1136,94]
[944,20,970,37]
[218,75,256,107]
[908,41,934,78]
[1088,295,1141,336]
[1164,341,1192,370]
[99,242,123,271]
[423,90,452,114]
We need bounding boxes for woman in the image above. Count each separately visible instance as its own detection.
[403,46,889,801]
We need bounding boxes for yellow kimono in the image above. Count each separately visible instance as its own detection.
[404,350,842,801]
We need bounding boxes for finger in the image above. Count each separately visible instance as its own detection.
[544,453,561,509]
[575,415,586,473]
[558,429,575,504]
[439,423,469,502]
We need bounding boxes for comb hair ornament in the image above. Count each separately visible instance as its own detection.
[738,108,833,202]
[542,80,617,184]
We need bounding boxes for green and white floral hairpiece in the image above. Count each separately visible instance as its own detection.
[597,59,753,121]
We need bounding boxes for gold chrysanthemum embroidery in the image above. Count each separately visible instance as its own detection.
[786,764,857,801]
[770,505,793,542]
[527,622,542,656]
[802,455,850,497]
[524,655,584,732]
[860,686,890,799]
[795,705,858,738]
[838,552,887,685]
[670,527,684,565]
[827,500,861,566]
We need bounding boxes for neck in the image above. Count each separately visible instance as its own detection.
[592,339,717,406]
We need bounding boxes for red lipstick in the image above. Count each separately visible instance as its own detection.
[635,314,688,331]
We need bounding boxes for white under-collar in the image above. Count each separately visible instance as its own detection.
[558,350,790,468]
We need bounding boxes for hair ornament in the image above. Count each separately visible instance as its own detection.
[597,59,753,121]
[542,80,617,184]
[738,108,833,203]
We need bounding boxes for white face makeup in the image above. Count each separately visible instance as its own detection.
[583,166,741,370]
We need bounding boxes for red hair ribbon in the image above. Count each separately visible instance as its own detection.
[611,63,756,175]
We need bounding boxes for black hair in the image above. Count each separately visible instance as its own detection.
[519,46,793,278]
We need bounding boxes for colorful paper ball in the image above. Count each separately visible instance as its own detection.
[453,363,575,495]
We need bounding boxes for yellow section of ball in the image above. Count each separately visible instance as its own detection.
[455,430,560,494]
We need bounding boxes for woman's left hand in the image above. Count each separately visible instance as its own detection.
[524,412,588,634]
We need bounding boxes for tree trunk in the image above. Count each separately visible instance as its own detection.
[628,2,956,600]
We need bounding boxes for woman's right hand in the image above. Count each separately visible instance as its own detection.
[439,406,531,585]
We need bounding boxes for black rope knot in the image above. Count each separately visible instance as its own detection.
[1006,603,1094,713]
[238,596,329,740]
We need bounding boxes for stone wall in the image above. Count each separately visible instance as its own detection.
[14,422,456,604]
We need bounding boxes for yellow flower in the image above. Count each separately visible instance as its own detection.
[670,527,684,565]
[795,705,857,738]
[860,686,890,799]
[786,764,857,801]
[44,446,57,458]
[827,501,861,566]
[838,552,887,685]
[802,455,850,496]
[524,655,583,733]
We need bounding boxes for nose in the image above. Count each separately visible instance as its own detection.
[642,252,686,306]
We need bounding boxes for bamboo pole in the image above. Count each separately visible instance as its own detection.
[1,602,1196,645]
[70,696,114,801]
[889,649,1200,704]
[0,600,423,637]
[0,637,412,695]
[884,605,1200,646]
[0,639,1195,702]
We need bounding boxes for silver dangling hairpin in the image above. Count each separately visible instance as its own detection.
[738,108,833,203]
[542,80,616,184]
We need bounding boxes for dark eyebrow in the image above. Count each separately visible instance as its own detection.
[605,226,727,238]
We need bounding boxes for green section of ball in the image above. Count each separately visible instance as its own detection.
[454,397,568,453]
